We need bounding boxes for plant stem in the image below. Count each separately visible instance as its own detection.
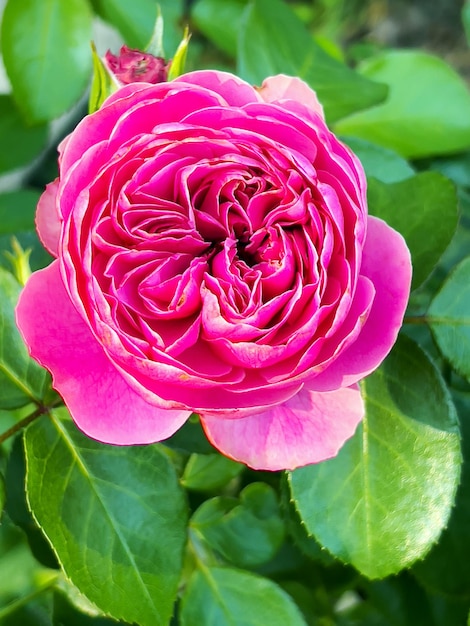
[0,576,59,620]
[0,407,46,446]
[403,314,428,325]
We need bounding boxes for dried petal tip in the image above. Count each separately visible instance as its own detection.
[104,45,170,85]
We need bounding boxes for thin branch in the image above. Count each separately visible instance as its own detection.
[403,315,428,325]
[0,407,46,446]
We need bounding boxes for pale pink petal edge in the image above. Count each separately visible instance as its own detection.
[257,75,325,120]
[200,385,364,471]
[35,179,61,257]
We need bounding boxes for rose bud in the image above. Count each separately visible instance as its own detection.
[17,71,411,471]
[104,45,170,85]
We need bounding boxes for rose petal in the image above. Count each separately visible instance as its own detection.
[35,179,61,257]
[16,261,191,444]
[257,75,325,120]
[174,70,262,107]
[309,216,412,391]
[200,385,363,471]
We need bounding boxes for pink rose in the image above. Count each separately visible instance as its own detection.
[104,45,170,85]
[17,71,411,471]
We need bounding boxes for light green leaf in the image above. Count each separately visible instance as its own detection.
[0,268,50,409]
[0,97,48,172]
[335,50,470,158]
[412,390,470,600]
[289,335,461,579]
[343,137,414,183]
[1,0,93,124]
[25,409,188,626]
[89,43,118,114]
[428,257,470,382]
[180,567,307,626]
[191,0,247,58]
[367,172,458,290]
[167,27,191,80]
[93,0,183,57]
[181,453,244,491]
[238,0,387,123]
[190,483,285,568]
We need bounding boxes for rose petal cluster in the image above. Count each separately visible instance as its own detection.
[17,71,411,470]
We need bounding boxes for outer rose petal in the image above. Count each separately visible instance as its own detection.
[257,74,325,120]
[310,216,412,391]
[174,70,262,106]
[16,261,191,444]
[200,385,363,471]
[35,179,61,257]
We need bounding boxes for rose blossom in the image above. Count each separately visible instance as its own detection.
[16,71,411,471]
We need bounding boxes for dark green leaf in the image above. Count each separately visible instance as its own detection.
[0,190,52,272]
[93,0,183,56]
[1,0,93,124]
[289,335,461,579]
[336,51,470,158]
[0,471,5,520]
[192,0,247,58]
[0,268,50,409]
[53,586,125,625]
[367,172,458,290]
[0,97,48,173]
[180,567,307,626]
[343,137,414,183]
[190,483,285,568]
[25,409,188,626]
[181,453,244,491]
[238,0,387,123]
[428,257,470,382]
[412,390,470,599]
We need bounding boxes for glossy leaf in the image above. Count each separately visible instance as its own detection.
[367,172,458,290]
[190,483,285,568]
[181,453,244,491]
[238,0,387,123]
[412,391,470,599]
[93,0,183,56]
[0,268,50,409]
[336,51,470,158]
[180,567,307,626]
[428,257,470,382]
[289,335,461,579]
[343,137,414,183]
[0,97,48,173]
[1,0,92,124]
[25,409,188,626]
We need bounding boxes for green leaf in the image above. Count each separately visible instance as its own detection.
[191,0,247,58]
[428,257,470,382]
[367,172,458,290]
[412,390,470,600]
[289,334,461,579]
[0,190,53,272]
[167,27,191,80]
[181,453,244,491]
[0,97,48,173]
[24,409,188,626]
[190,483,285,568]
[342,137,414,183]
[238,0,387,123]
[180,567,307,626]
[0,471,5,520]
[1,0,93,124]
[89,43,118,114]
[335,50,470,158]
[0,268,50,409]
[93,0,183,57]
